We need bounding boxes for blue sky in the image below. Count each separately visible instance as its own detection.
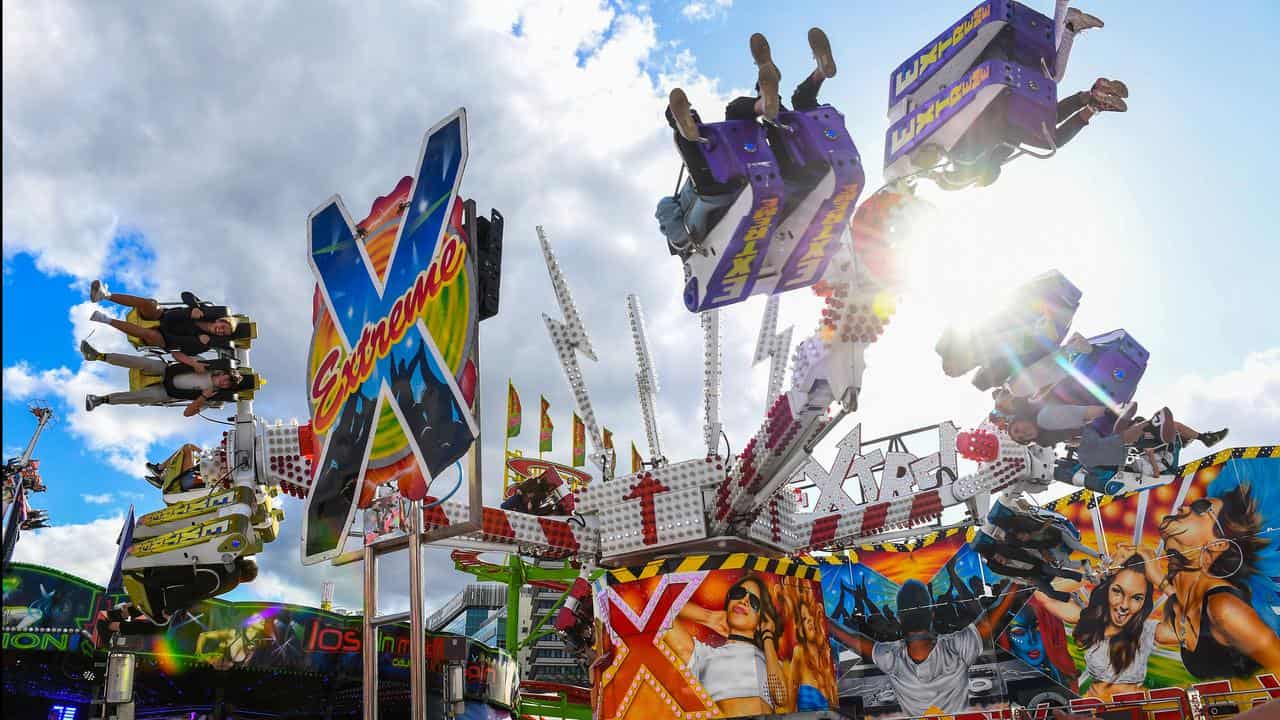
[3,0,1277,608]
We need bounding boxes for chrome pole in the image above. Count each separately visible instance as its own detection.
[409,501,426,720]
[363,544,377,720]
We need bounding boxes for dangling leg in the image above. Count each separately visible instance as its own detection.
[791,27,835,112]
[1054,8,1104,82]
[90,385,173,409]
[89,311,165,347]
[1053,80,1127,148]
[749,33,781,120]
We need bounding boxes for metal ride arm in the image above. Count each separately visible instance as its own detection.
[540,227,613,479]
[626,294,666,466]
[701,309,722,457]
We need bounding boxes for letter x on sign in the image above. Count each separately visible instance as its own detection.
[302,109,479,565]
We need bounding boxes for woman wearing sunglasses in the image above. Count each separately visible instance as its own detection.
[1117,485,1280,679]
[663,574,789,716]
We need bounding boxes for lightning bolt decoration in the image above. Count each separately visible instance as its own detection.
[752,296,794,411]
[702,309,722,457]
[539,226,613,479]
[626,294,666,466]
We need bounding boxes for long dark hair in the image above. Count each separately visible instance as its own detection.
[1073,555,1154,675]
[726,574,778,646]
[1165,484,1266,591]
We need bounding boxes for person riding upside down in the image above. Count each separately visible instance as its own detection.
[80,340,246,416]
[656,28,837,254]
[88,279,240,357]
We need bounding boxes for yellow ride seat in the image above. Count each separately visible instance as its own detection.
[128,367,166,392]
[124,308,161,350]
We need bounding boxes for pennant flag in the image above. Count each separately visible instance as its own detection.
[631,442,643,473]
[506,381,522,438]
[572,414,586,467]
[539,396,553,453]
[106,506,137,595]
[602,427,614,450]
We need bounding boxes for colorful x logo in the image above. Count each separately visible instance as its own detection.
[302,109,478,564]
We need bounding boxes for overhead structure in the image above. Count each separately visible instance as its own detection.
[625,294,665,467]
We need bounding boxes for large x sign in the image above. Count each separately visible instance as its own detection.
[302,109,479,565]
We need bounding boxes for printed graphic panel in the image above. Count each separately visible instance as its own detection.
[597,558,837,720]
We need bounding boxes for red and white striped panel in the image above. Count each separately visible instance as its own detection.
[795,440,1036,552]
[421,498,596,560]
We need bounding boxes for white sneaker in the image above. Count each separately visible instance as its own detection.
[1065,7,1104,33]
[90,310,111,324]
[89,280,110,302]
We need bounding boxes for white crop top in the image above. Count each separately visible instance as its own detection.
[688,638,772,706]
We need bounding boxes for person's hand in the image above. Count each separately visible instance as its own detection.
[201,388,216,399]
[191,307,205,319]
[1111,542,1154,571]
[192,361,208,374]
[759,607,777,639]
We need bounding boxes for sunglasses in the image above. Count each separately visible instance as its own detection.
[1189,498,1215,516]
[728,586,761,611]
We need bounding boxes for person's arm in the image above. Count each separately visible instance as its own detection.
[1208,592,1280,672]
[1113,543,1170,594]
[825,618,875,659]
[664,604,725,663]
[758,611,788,711]
[1032,589,1082,624]
[974,580,1027,642]
[171,351,207,373]
[184,390,213,418]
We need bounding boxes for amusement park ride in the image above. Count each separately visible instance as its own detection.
[74,3,1279,720]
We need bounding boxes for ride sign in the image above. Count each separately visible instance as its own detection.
[302,109,479,564]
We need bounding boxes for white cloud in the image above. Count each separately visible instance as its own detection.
[681,0,732,21]
[1154,347,1280,461]
[11,513,127,586]
[81,492,114,504]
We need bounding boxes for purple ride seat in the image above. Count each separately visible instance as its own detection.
[884,59,1057,184]
[682,120,786,313]
[1051,329,1148,408]
[761,105,866,295]
[888,0,1056,122]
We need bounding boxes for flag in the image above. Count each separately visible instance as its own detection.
[539,396,553,453]
[571,414,586,467]
[106,506,136,595]
[631,442,643,473]
[602,427,614,450]
[506,381,522,438]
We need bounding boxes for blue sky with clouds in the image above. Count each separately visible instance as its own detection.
[3,0,1277,609]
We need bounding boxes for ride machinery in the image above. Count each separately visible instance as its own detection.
[288,4,1278,720]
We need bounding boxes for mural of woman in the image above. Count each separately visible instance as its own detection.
[785,588,839,711]
[663,573,789,717]
[1128,483,1280,678]
[1034,555,1156,698]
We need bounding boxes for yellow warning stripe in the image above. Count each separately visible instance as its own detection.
[1176,446,1275,479]
[607,552,824,583]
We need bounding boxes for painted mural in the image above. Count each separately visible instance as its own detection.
[818,451,1280,718]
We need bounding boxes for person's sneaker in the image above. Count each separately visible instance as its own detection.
[749,32,773,67]
[1092,77,1129,99]
[808,27,836,79]
[1112,401,1139,434]
[90,310,112,324]
[758,62,782,120]
[1197,428,1229,448]
[1065,7,1104,33]
[80,340,103,362]
[667,88,702,143]
[1089,91,1127,113]
[89,280,110,302]
[146,462,165,475]
[85,395,105,412]
[181,291,201,307]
